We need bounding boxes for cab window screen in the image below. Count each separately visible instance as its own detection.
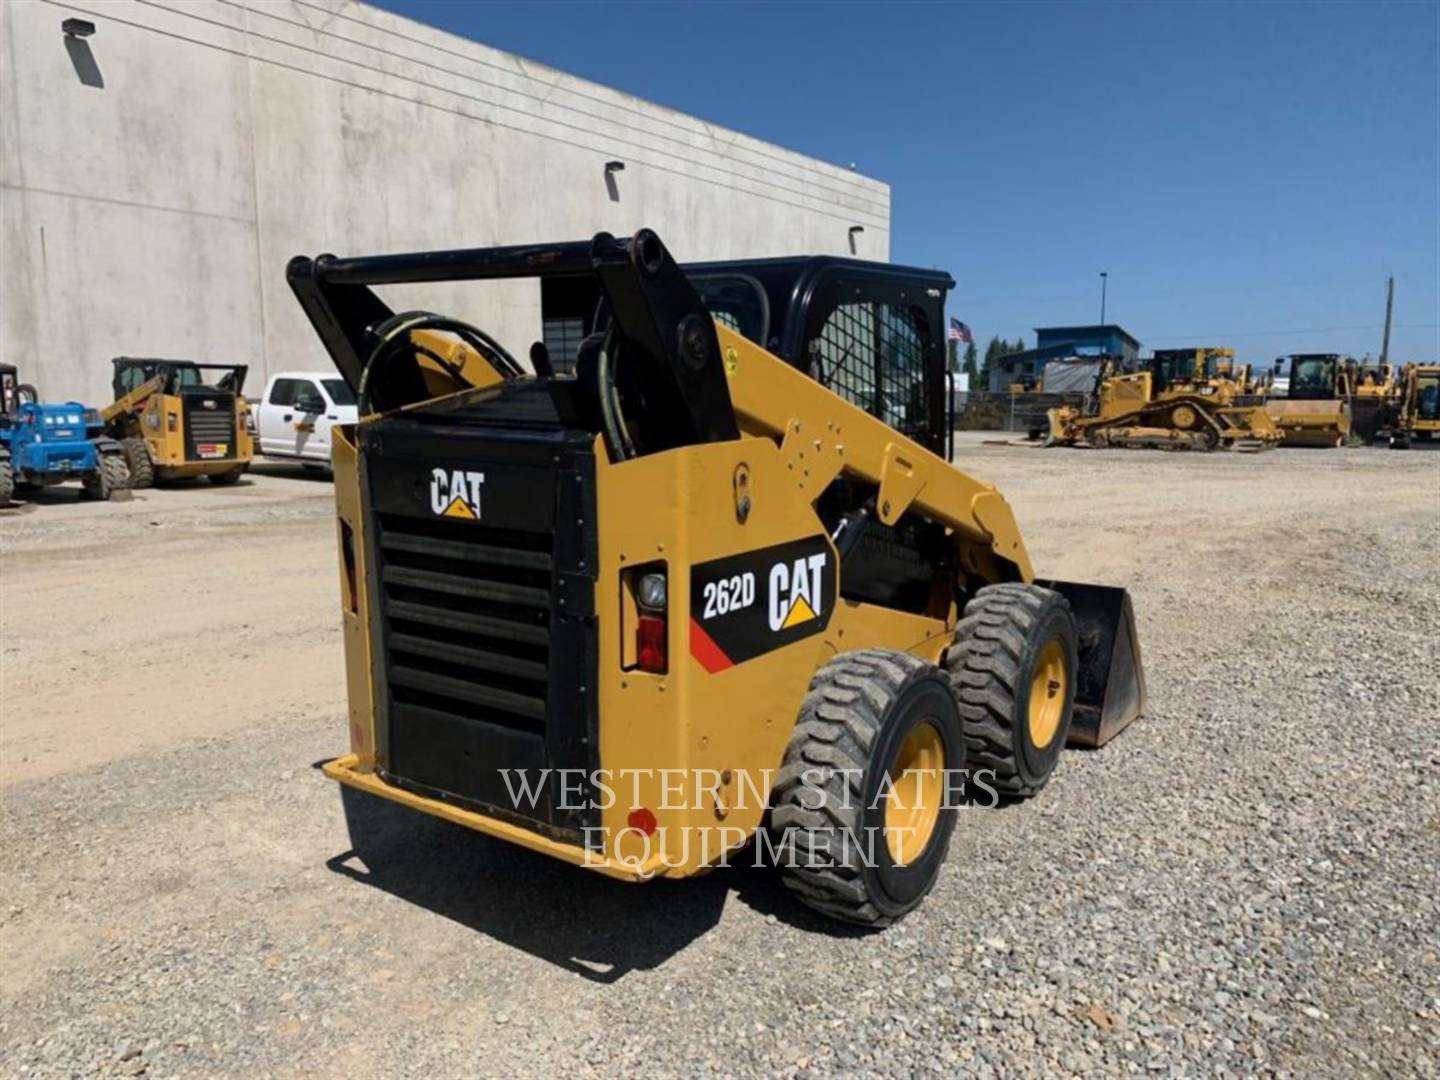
[808,302,932,443]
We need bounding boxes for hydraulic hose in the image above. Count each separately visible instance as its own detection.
[357,311,523,416]
[595,325,636,461]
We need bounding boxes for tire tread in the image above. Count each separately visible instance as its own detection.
[943,583,1071,798]
[771,649,929,927]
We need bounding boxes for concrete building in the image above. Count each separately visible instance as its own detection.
[1,1,891,403]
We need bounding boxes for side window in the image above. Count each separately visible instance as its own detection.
[322,379,356,406]
[689,275,768,345]
[808,302,932,443]
[712,310,742,333]
[118,366,146,394]
[269,378,298,406]
[295,381,323,409]
[541,317,585,375]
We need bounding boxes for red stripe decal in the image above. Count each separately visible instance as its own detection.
[689,618,734,673]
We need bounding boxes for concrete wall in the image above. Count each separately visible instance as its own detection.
[0,0,891,403]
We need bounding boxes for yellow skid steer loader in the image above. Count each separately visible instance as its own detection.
[288,230,1146,926]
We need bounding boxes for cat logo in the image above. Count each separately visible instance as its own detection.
[690,536,835,672]
[768,552,828,631]
[429,467,485,520]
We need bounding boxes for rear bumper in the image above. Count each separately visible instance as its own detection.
[22,451,95,473]
[157,459,248,477]
[322,753,654,882]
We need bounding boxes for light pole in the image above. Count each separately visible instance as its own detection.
[1099,271,1108,324]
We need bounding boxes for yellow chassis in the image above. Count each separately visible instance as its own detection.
[327,323,1036,879]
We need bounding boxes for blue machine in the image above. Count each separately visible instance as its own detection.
[0,365,129,505]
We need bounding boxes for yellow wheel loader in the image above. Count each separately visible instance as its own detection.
[102,358,254,486]
[1389,363,1440,449]
[1264,353,1353,447]
[1046,348,1280,451]
[287,230,1145,927]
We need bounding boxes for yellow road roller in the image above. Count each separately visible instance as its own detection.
[1265,353,1353,447]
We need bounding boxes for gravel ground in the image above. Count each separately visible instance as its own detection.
[1,440,1437,1077]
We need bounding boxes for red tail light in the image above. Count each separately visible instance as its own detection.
[636,614,667,673]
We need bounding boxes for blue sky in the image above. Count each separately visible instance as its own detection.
[373,0,1439,364]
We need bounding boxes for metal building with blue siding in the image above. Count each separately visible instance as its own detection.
[988,325,1141,391]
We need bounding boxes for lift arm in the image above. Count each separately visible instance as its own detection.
[101,375,165,423]
[717,323,1035,581]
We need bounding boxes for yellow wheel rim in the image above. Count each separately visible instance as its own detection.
[1172,405,1198,429]
[1028,639,1068,748]
[884,721,945,865]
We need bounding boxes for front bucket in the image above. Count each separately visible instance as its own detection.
[1039,579,1147,748]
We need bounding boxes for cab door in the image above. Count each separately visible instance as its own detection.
[289,380,328,460]
[259,378,299,456]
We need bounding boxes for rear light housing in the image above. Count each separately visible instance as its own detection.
[624,565,668,674]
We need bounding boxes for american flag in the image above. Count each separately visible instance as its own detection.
[948,318,973,345]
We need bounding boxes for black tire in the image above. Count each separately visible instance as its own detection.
[943,583,1078,800]
[121,437,154,489]
[208,467,244,486]
[16,383,38,405]
[771,649,964,927]
[82,452,130,501]
[0,458,13,507]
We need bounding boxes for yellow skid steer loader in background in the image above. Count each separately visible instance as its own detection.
[287,229,1146,927]
[101,358,254,486]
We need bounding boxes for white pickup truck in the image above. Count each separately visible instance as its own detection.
[252,371,358,468]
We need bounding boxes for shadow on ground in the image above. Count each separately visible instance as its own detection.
[327,786,870,982]
[249,461,333,483]
[0,484,145,510]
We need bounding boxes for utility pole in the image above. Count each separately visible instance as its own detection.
[1100,272,1108,324]
[1379,275,1394,366]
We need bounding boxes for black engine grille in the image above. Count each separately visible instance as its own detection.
[377,513,554,733]
[360,405,599,840]
[182,394,237,459]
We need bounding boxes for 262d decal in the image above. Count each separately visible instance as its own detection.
[689,536,836,673]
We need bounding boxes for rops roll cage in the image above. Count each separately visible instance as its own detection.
[286,229,739,455]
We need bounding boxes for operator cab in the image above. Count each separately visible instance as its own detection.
[540,255,954,457]
[112,358,248,398]
[1281,353,1344,400]
[681,256,953,455]
[0,363,39,422]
